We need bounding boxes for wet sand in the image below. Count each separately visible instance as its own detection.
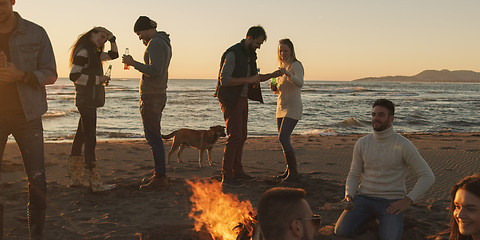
[1,133,480,239]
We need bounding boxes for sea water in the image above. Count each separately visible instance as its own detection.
[42,78,480,141]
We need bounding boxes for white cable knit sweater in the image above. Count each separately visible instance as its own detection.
[345,126,435,201]
[275,61,304,120]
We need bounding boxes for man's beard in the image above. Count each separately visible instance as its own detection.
[372,121,389,132]
[246,42,256,52]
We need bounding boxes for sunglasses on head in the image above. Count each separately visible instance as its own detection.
[296,214,322,228]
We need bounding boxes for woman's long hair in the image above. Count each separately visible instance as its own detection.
[277,38,298,68]
[449,174,480,240]
[69,27,106,67]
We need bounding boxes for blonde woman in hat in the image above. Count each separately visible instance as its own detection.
[68,26,118,192]
[122,16,172,190]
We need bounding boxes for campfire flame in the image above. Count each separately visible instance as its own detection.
[187,179,256,240]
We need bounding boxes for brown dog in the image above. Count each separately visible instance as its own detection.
[162,125,226,167]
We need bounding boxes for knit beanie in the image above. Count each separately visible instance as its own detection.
[134,16,157,32]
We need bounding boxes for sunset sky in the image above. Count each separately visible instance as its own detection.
[14,0,480,81]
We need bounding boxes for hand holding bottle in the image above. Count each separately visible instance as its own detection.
[99,75,110,86]
[103,65,112,86]
[270,77,278,94]
[122,48,130,70]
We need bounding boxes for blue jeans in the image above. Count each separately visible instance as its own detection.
[276,117,298,152]
[0,114,47,215]
[334,195,404,240]
[140,94,167,176]
[71,106,97,169]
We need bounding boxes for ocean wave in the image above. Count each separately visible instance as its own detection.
[445,120,477,127]
[42,111,68,119]
[338,118,365,127]
[406,120,429,125]
[47,92,74,96]
[47,96,75,100]
[332,87,368,93]
[301,128,338,136]
[98,131,144,139]
[385,92,419,97]
[41,79,480,140]
[168,89,215,93]
[302,87,370,94]
[105,87,138,92]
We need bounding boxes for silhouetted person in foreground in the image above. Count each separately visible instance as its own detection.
[257,187,321,240]
[448,174,480,240]
[0,0,57,238]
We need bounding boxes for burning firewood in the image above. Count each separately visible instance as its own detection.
[234,213,260,240]
[187,179,257,240]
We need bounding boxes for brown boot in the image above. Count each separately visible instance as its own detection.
[282,150,299,182]
[68,155,85,187]
[276,164,289,179]
[85,166,116,192]
[139,172,168,191]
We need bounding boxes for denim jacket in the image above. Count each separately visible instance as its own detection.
[9,12,57,121]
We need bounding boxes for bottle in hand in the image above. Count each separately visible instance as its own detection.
[271,77,278,92]
[123,48,130,70]
[104,65,112,86]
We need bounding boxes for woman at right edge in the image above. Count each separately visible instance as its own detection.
[271,38,304,182]
[448,174,480,240]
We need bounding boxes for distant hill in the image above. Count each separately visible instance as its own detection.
[353,69,480,82]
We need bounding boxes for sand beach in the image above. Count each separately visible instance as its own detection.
[1,133,480,239]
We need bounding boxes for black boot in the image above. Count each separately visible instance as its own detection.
[27,170,47,240]
[28,206,45,240]
[282,150,298,182]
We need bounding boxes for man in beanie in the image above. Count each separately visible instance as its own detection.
[122,16,172,190]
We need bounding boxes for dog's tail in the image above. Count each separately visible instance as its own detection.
[161,131,177,139]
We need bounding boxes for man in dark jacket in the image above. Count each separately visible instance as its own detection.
[123,16,172,191]
[214,25,281,187]
[0,0,57,238]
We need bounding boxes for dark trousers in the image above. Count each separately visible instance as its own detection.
[0,114,47,235]
[71,106,97,169]
[140,94,167,176]
[220,97,248,178]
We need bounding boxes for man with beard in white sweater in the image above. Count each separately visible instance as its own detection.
[334,99,435,240]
